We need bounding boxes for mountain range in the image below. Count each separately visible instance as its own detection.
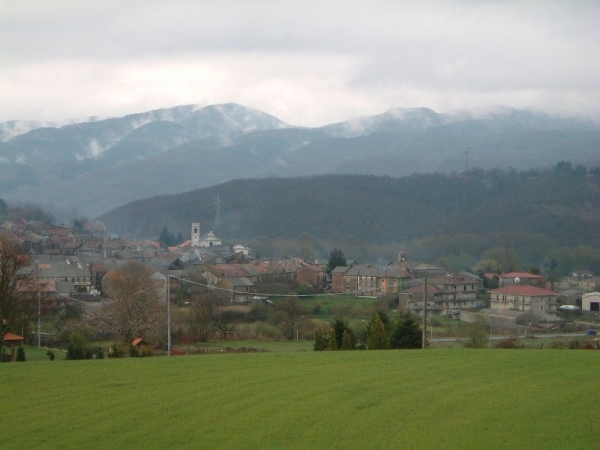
[1,103,598,219]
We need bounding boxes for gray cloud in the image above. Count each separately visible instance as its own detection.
[1,0,599,126]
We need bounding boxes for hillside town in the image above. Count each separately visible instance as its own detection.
[3,217,599,349]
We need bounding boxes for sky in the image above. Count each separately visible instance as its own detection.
[1,0,599,127]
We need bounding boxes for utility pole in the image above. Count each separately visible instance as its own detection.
[167,274,171,356]
[37,290,41,348]
[422,277,428,349]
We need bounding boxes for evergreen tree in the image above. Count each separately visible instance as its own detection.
[328,329,338,350]
[16,345,25,362]
[341,330,353,350]
[66,331,91,360]
[326,248,347,275]
[331,318,353,350]
[390,311,422,349]
[368,315,389,350]
[314,329,327,351]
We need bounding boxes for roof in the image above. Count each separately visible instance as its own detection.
[499,272,543,279]
[131,337,145,346]
[2,332,25,342]
[490,285,556,296]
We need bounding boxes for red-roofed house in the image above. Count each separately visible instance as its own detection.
[489,285,557,321]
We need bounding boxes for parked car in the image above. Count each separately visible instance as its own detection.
[585,329,597,335]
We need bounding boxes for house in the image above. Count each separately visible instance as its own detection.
[36,260,92,293]
[400,282,446,316]
[331,263,412,296]
[582,292,600,312]
[489,285,558,321]
[217,277,255,302]
[578,276,600,293]
[297,265,326,289]
[401,273,481,316]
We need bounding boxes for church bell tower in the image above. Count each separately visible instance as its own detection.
[191,223,200,247]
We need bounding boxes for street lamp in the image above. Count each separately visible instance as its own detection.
[426,318,433,340]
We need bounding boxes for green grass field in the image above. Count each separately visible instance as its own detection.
[2,349,599,449]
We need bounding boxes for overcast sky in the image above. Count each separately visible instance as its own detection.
[1,1,599,126]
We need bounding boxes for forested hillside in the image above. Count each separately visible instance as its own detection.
[100,162,600,275]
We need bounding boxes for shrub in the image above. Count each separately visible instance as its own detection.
[16,345,26,362]
[253,321,281,339]
[66,332,92,360]
[314,329,327,351]
[139,345,154,357]
[464,326,489,349]
[495,337,519,349]
[46,350,55,361]
[108,344,125,358]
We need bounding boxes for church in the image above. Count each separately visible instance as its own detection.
[191,223,222,248]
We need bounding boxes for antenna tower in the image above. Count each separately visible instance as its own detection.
[213,194,222,228]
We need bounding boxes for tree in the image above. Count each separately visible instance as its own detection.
[314,329,327,351]
[214,309,238,341]
[95,261,166,343]
[341,330,353,350]
[368,314,389,350]
[390,311,422,349]
[275,297,306,340]
[0,198,7,222]
[330,318,353,350]
[327,329,337,350]
[326,248,347,275]
[72,218,86,234]
[158,226,177,248]
[16,345,25,362]
[0,232,30,361]
[187,294,218,342]
[66,331,92,360]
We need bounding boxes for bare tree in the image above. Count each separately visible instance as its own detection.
[187,293,218,342]
[276,297,307,340]
[214,309,239,341]
[94,261,166,344]
[0,232,30,359]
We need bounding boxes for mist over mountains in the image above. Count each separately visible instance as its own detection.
[0,103,598,219]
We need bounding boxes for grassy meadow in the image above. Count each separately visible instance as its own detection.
[2,349,599,449]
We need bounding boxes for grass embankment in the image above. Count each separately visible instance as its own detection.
[2,349,599,449]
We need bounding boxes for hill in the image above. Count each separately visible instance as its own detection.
[100,165,600,273]
[1,103,597,218]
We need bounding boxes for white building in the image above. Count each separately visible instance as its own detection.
[489,285,558,321]
[191,223,222,248]
[582,292,600,312]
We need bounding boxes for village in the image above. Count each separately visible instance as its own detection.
[2,215,598,357]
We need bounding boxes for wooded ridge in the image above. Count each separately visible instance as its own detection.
[99,163,600,274]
